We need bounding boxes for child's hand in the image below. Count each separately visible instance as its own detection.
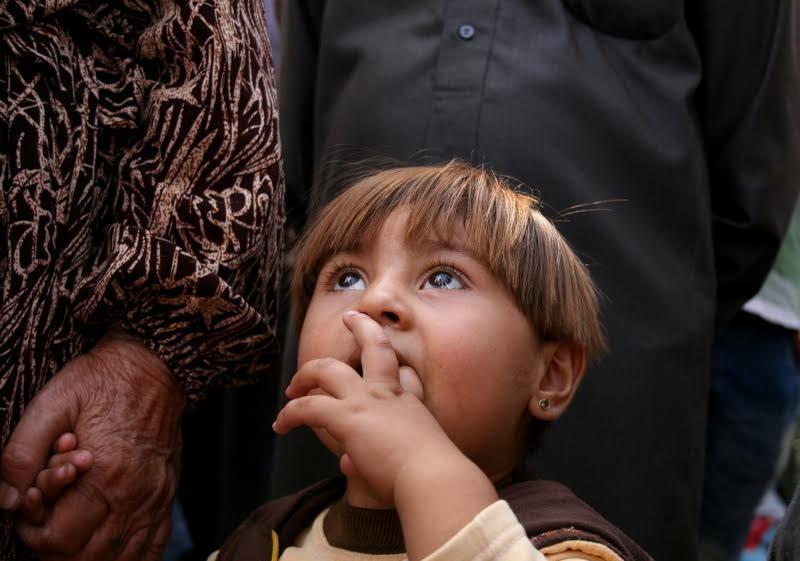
[275,311,460,501]
[19,432,93,525]
[274,311,498,560]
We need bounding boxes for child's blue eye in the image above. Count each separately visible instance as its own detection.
[424,270,463,290]
[334,271,366,291]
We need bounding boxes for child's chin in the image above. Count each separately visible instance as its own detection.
[313,427,345,457]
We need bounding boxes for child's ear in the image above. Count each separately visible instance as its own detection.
[528,340,586,421]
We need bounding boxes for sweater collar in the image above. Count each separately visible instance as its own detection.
[323,498,405,554]
[320,475,515,554]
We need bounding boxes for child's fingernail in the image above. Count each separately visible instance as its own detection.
[0,483,20,510]
[271,422,278,432]
[344,310,360,318]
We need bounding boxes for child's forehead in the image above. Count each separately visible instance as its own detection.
[329,215,473,258]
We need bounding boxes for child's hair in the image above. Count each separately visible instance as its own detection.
[292,160,606,364]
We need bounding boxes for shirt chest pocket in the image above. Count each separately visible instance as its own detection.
[562,0,682,39]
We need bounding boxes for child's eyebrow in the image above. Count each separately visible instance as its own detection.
[323,239,483,263]
[414,239,482,262]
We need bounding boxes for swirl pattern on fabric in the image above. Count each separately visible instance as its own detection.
[0,0,284,557]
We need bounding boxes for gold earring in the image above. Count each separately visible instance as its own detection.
[539,398,550,410]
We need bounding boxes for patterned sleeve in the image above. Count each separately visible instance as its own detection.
[67,0,285,401]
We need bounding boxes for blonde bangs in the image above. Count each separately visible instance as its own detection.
[292,161,606,363]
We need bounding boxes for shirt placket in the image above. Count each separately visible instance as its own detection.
[425,0,500,159]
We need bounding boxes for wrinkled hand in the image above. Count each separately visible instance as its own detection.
[0,333,185,561]
[273,311,462,504]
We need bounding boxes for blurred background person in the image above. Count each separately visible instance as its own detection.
[701,196,800,561]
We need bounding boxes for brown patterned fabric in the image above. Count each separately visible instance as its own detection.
[0,0,284,558]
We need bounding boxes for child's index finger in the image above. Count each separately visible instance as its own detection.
[342,311,400,388]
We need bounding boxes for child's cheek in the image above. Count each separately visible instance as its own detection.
[428,335,495,412]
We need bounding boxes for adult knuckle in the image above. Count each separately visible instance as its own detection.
[2,441,37,475]
[152,480,177,512]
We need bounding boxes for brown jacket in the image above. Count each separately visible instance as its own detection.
[217,478,653,561]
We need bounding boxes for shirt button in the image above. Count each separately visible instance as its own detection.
[457,24,476,40]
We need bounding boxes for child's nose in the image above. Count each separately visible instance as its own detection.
[355,283,411,329]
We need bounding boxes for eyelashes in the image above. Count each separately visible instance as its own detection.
[318,259,361,290]
[317,258,470,291]
[419,260,468,289]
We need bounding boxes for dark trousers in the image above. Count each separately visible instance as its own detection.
[700,312,800,561]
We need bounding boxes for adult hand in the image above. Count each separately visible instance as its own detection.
[0,332,185,561]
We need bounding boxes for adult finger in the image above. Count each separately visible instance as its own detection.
[130,514,172,561]
[47,450,93,473]
[342,311,399,387]
[142,516,173,561]
[287,357,362,399]
[36,464,77,504]
[273,394,343,435]
[16,482,108,555]
[1,371,78,508]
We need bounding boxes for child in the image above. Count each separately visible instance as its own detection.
[216,161,650,561]
[26,162,652,561]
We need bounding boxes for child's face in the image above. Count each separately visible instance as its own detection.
[298,209,550,480]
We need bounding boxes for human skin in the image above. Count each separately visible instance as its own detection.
[274,209,585,560]
[18,433,95,525]
[0,334,184,561]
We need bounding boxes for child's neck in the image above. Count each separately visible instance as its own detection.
[345,476,394,510]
